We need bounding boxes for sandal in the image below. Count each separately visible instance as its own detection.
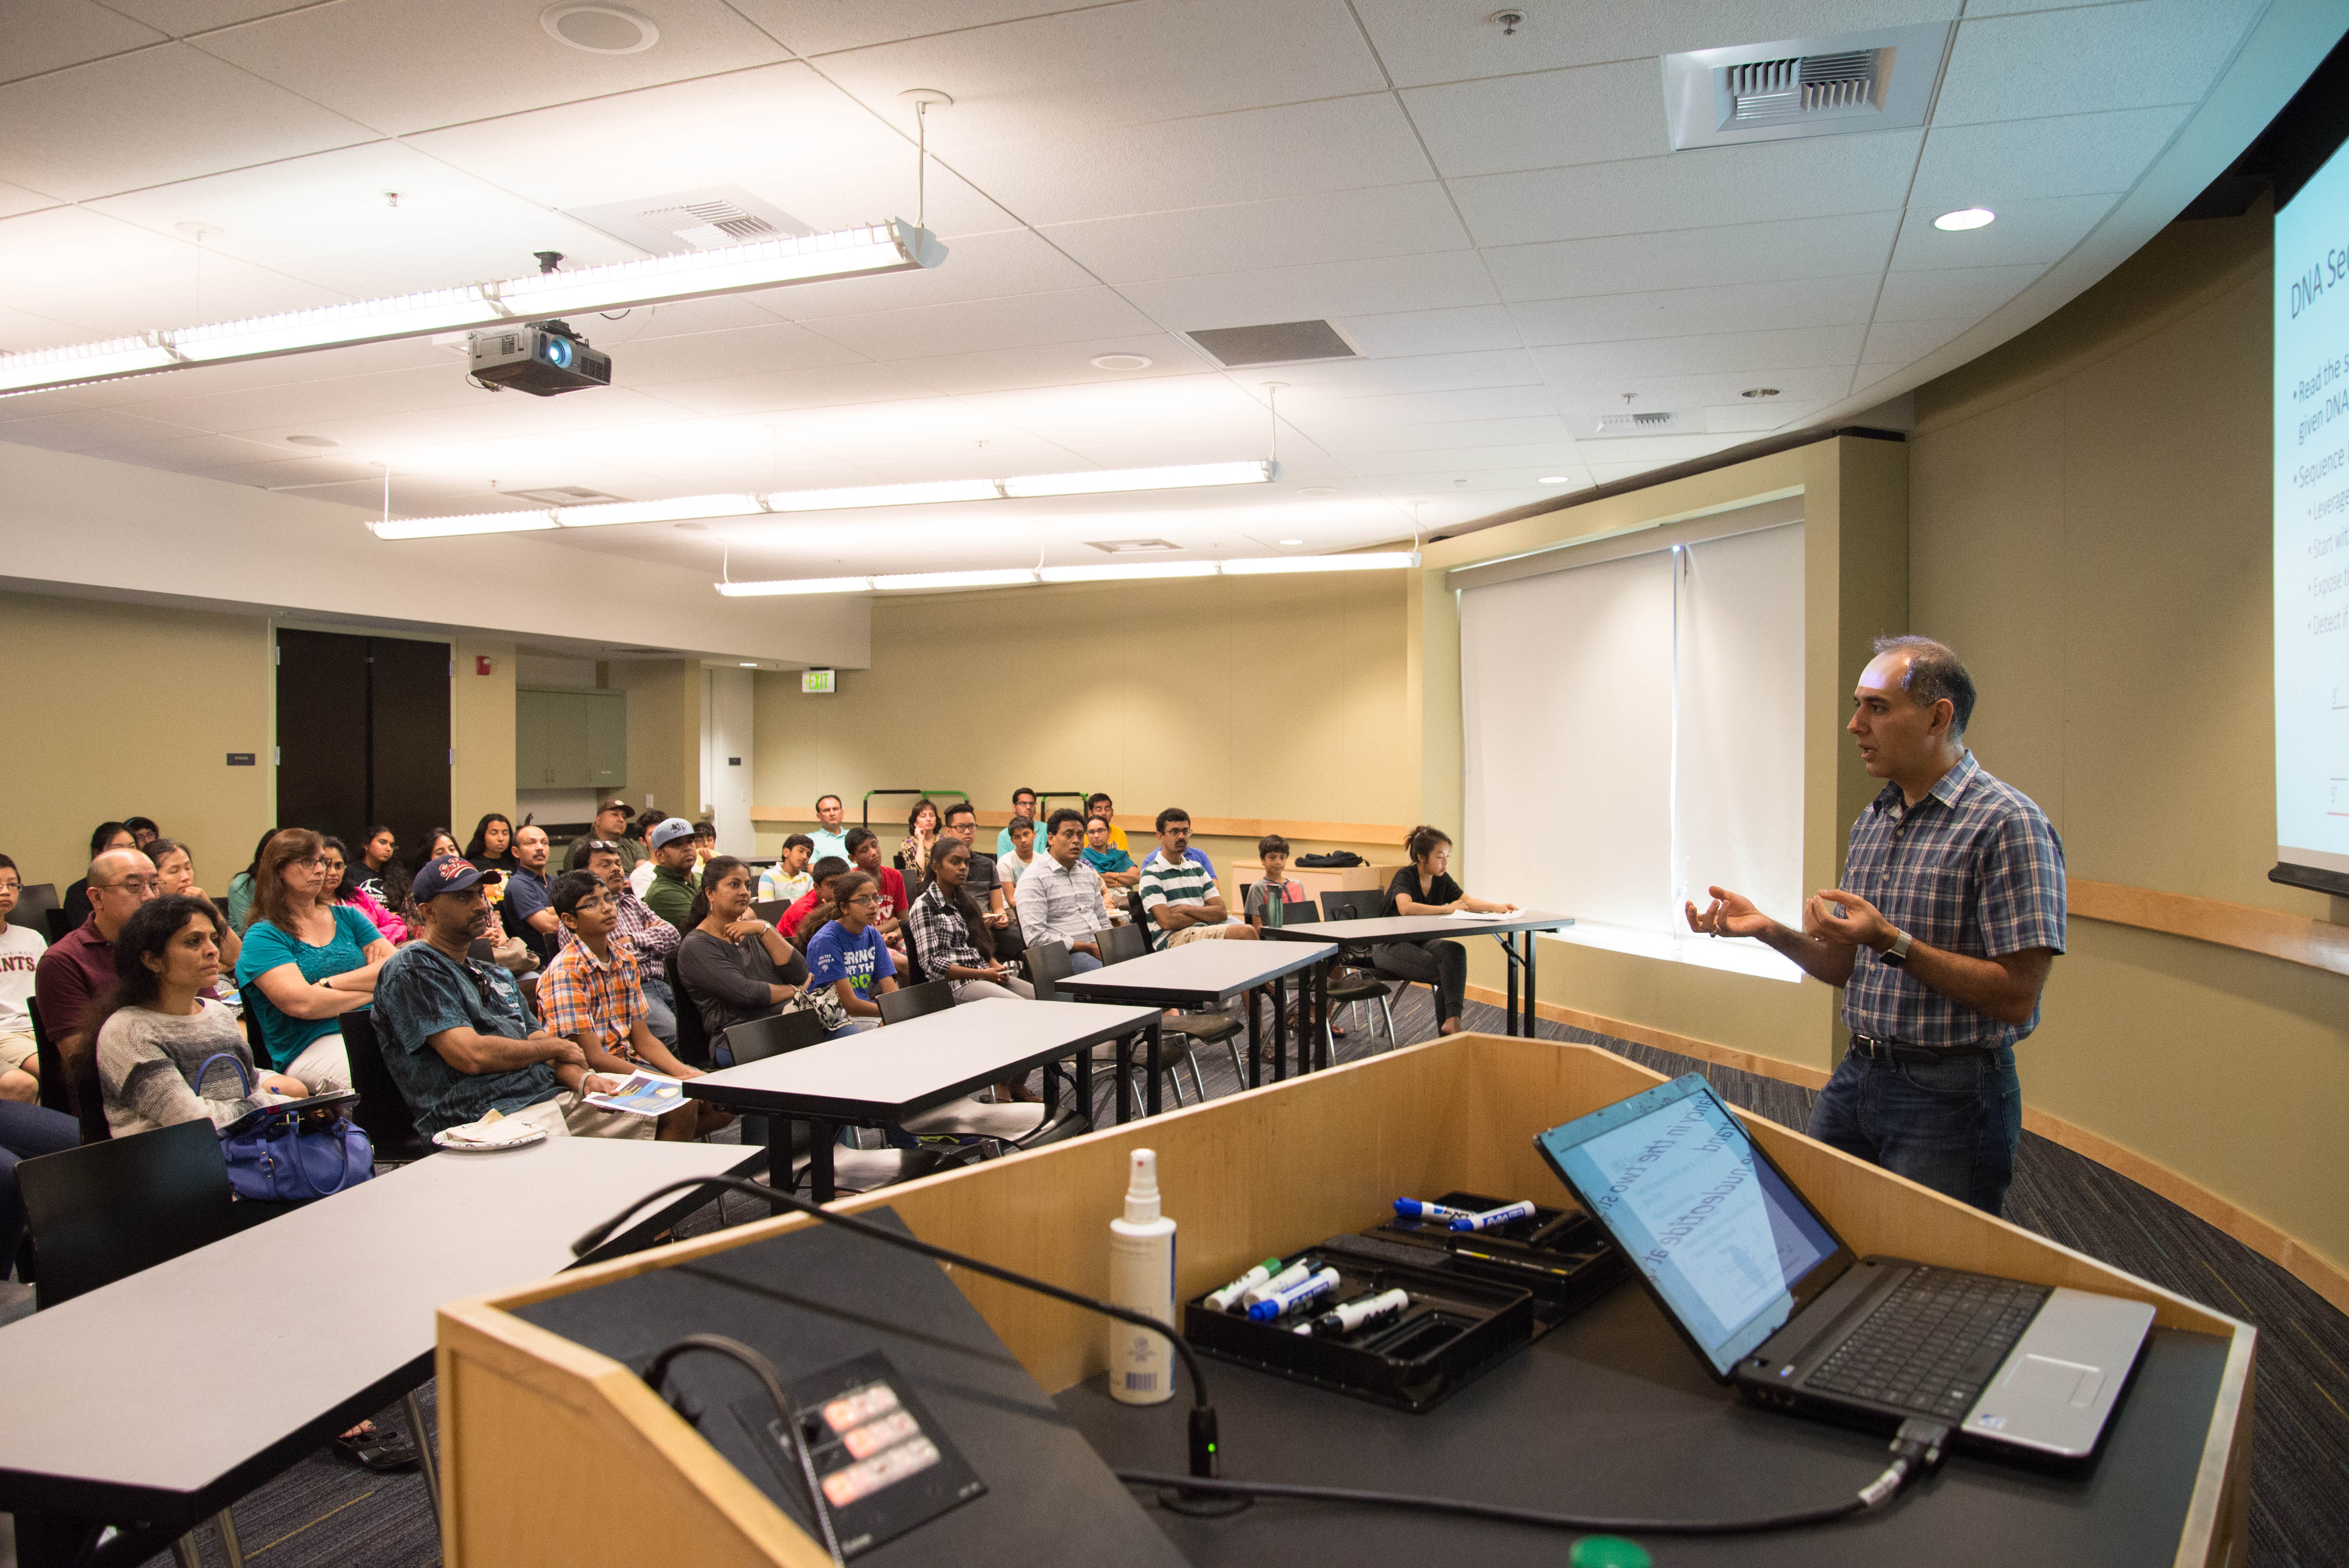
[334,1423,419,1472]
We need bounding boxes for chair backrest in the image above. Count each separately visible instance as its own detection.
[23,995,70,1117]
[1278,900,1318,928]
[1097,922,1147,966]
[752,899,793,928]
[16,1120,242,1310]
[337,1010,428,1161]
[718,1008,830,1063]
[43,908,71,944]
[1321,889,1381,922]
[1126,887,1149,930]
[6,882,58,935]
[663,947,715,1068]
[877,977,952,1026]
[1024,940,1073,1002]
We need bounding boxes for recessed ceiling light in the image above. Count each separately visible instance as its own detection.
[540,3,659,53]
[285,435,340,447]
[738,661,759,667]
[1741,388,1780,399]
[1932,207,1995,232]
[1280,538,1305,546]
[1089,353,1153,371]
[1538,474,1570,483]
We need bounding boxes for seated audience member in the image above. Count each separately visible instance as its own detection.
[233,828,389,1092]
[678,856,851,1049]
[1085,793,1136,856]
[94,895,307,1135]
[225,827,283,933]
[1083,815,1140,889]
[692,821,718,878]
[1140,819,1215,876]
[998,815,1040,893]
[758,836,816,904]
[539,872,722,1140]
[572,841,683,1048]
[627,811,663,897]
[844,827,912,968]
[354,825,402,906]
[124,817,162,852]
[463,813,517,873]
[501,825,560,964]
[418,827,526,971]
[422,827,463,864]
[321,835,408,946]
[149,839,243,968]
[895,797,942,882]
[909,841,1037,1101]
[996,788,1041,859]
[566,800,643,875]
[806,871,898,1027]
[640,817,702,932]
[1139,809,1257,951]
[784,857,852,943]
[59,821,137,931]
[1244,835,1309,927]
[1013,809,1108,971]
[370,856,643,1140]
[1380,825,1519,1036]
[0,855,46,1103]
[939,803,1019,957]
[36,847,161,1116]
[807,794,851,865]
[0,1096,78,1289]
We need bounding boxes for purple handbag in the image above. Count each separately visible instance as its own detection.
[196,1053,375,1202]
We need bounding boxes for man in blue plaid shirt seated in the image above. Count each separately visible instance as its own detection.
[1685,636,2065,1216]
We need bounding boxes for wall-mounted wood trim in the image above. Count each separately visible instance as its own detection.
[1469,985,2349,1317]
[750,804,1410,845]
[2069,878,2349,978]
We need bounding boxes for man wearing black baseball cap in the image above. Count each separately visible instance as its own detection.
[369,855,651,1140]
[565,799,642,876]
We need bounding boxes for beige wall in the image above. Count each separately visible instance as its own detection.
[0,590,273,894]
[621,659,705,821]
[451,636,516,839]
[1909,201,2349,1278]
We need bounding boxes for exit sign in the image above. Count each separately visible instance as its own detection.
[801,668,836,695]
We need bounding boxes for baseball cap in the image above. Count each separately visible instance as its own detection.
[596,797,629,814]
[412,853,500,902]
[647,816,697,850]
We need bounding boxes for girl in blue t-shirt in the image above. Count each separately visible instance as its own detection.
[803,870,897,1029]
[232,828,394,1090]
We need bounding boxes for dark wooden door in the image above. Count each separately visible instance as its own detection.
[274,630,450,857]
[368,636,451,857]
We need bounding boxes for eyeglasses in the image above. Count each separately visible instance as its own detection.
[845,894,879,909]
[100,877,162,894]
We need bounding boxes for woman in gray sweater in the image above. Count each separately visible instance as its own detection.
[95,896,308,1136]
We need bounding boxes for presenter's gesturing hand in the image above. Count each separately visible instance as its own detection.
[1684,884,1859,985]
[1804,887,1893,950]
[1685,886,1775,940]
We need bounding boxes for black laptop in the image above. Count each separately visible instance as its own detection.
[1534,1074,2153,1459]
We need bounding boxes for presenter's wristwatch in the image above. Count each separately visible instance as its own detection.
[1879,928,1913,968]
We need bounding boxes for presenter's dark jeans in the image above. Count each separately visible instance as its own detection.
[1374,938,1468,1023]
[1,1098,82,1272]
[1807,1043,2021,1216]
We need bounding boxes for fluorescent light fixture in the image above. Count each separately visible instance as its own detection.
[715,575,875,597]
[871,568,1039,591]
[1932,207,1995,231]
[1001,460,1278,498]
[552,493,762,527]
[369,510,557,540]
[764,478,1002,512]
[1221,551,1420,576]
[0,336,178,395]
[1038,561,1219,583]
[738,661,759,667]
[1538,475,1572,483]
[0,221,944,394]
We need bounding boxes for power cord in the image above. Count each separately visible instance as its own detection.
[640,1334,844,1566]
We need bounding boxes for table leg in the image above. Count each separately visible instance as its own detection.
[1115,1033,1134,1124]
[1041,1057,1062,1122]
[1506,931,1521,1036]
[809,1122,837,1204]
[1271,976,1290,1082]
[1146,1019,1163,1118]
[1522,930,1538,1038]
[14,1512,102,1568]
[1314,956,1332,1071]
[1245,987,1264,1090]
[766,1124,791,1190]
[405,1387,441,1523]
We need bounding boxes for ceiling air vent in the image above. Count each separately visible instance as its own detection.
[504,486,627,505]
[1663,22,1950,150]
[1085,538,1180,554]
[1184,319,1358,368]
[565,186,813,257]
[1592,411,1681,437]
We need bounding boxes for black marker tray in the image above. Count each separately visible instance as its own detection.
[1371,1190,1626,1318]
[1182,1249,1533,1413]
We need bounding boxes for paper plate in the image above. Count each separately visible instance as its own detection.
[431,1124,549,1153]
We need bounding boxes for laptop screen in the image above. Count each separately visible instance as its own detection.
[1537,1075,1843,1377]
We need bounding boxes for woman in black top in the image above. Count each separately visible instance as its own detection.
[675,856,852,1060]
[1377,825,1519,1035]
[463,813,517,872]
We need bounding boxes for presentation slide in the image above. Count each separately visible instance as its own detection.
[2276,135,2349,884]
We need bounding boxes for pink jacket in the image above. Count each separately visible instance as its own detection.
[341,887,408,945]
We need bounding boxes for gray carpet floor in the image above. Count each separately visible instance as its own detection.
[29,984,2338,1568]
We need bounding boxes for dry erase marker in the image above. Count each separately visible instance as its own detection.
[1449,1200,1538,1233]
[1308,1288,1410,1338]
[1206,1257,1285,1313]
[1239,1260,1314,1310]
[1247,1266,1340,1322]
[1394,1198,1480,1223]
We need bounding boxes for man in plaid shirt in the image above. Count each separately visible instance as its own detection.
[540,871,723,1141]
[566,840,684,1050]
[1686,637,2064,1215]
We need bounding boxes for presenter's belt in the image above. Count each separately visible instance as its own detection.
[1847,1031,2000,1062]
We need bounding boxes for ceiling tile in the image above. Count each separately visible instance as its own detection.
[947,94,1434,228]
[1546,364,1855,417]
[1887,191,2116,271]
[1650,0,1962,54]
[1042,182,1473,285]
[804,286,1159,360]
[0,4,164,87]
[193,0,792,135]
[1484,209,1902,301]
[0,179,61,219]
[1341,440,1590,477]
[103,2,338,32]
[16,261,353,340]
[1329,303,1524,358]
[1533,324,1866,383]
[1450,131,1921,248]
[0,408,207,452]
[1862,317,1971,362]
[0,44,375,202]
[884,335,1212,397]
[1117,251,1502,334]
[725,0,1098,57]
[1401,59,1669,179]
[635,361,937,417]
[1871,264,2039,321]
[1238,347,1543,398]
[604,320,869,387]
[1316,413,1567,453]
[746,228,1096,322]
[1933,0,2263,126]
[1509,273,1881,346]
[1908,105,2191,212]
[77,429,292,472]
[1704,397,1821,434]
[1351,0,1661,87]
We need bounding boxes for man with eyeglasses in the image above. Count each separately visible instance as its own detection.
[35,846,161,1071]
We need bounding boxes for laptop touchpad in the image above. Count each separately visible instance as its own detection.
[2001,1353,2102,1407]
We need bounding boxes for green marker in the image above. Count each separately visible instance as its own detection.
[1204,1256,1286,1312]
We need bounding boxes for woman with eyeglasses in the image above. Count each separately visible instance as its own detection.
[676,855,853,1057]
[232,828,392,1092]
[318,835,408,945]
[805,870,900,1030]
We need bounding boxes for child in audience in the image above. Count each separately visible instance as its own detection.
[998,816,1039,891]
[759,835,816,905]
[1244,835,1309,927]
[805,870,898,1028]
[1082,815,1139,889]
[785,857,853,944]
[0,854,46,1103]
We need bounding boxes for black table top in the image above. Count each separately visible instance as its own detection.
[1059,938,1337,1006]
[683,998,1158,1121]
[1059,1272,2222,1566]
[1263,911,1575,943]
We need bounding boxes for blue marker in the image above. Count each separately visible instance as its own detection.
[1394,1197,1480,1223]
[1247,1266,1340,1322]
[1449,1200,1537,1233]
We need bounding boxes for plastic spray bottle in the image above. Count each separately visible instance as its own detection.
[1108,1147,1177,1406]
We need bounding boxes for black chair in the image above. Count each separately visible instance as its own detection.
[338,1011,430,1164]
[27,995,110,1145]
[1114,896,1241,1092]
[663,948,715,1068]
[752,898,793,929]
[877,978,952,1026]
[1023,939,1074,1002]
[24,995,70,1118]
[6,881,59,936]
[1296,899,1394,1052]
[1319,890,1406,1044]
[714,1010,830,1170]
[43,907,71,944]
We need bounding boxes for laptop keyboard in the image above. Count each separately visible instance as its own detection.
[1805,1267,2050,1420]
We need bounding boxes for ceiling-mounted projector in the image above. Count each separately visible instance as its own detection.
[468,319,610,396]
